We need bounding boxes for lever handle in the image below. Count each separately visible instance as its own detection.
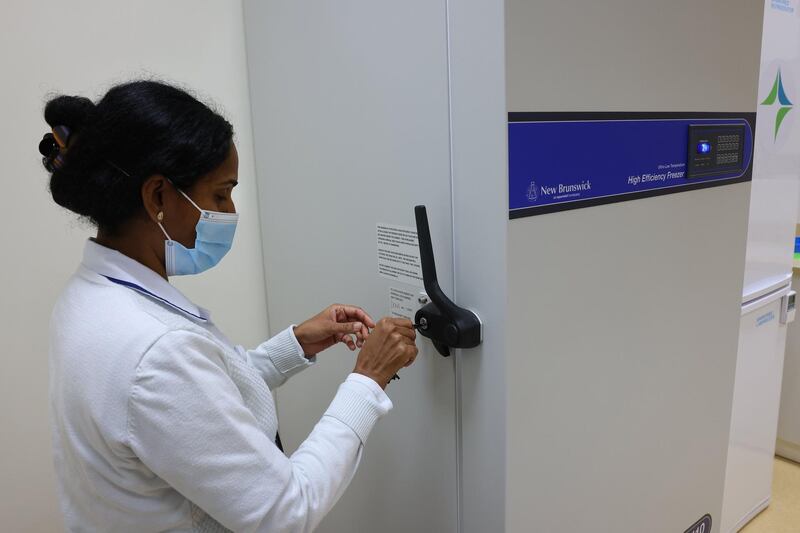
[413,205,482,357]
[415,206,461,320]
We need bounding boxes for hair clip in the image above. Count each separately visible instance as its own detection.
[39,133,58,158]
[39,125,72,172]
[52,125,71,149]
[39,133,61,172]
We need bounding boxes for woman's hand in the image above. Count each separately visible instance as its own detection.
[294,304,376,356]
[354,318,419,389]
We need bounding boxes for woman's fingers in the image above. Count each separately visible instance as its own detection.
[390,324,417,341]
[331,320,364,336]
[392,342,418,368]
[329,305,373,345]
[295,304,378,356]
[353,316,422,388]
[332,306,371,338]
[337,333,356,351]
[335,305,377,329]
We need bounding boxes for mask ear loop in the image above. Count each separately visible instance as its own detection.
[166,178,204,213]
[157,180,200,241]
[156,211,172,241]
[177,188,203,213]
[157,181,212,245]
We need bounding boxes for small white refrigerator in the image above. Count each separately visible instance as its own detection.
[721,2,800,531]
[722,283,795,532]
[778,267,800,462]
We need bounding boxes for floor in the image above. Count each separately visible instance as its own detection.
[741,456,800,532]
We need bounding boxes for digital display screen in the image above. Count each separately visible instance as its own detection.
[687,124,746,178]
[697,142,711,154]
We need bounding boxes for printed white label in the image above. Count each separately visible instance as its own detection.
[389,287,417,320]
[377,223,423,287]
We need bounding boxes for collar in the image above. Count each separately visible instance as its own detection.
[81,239,210,322]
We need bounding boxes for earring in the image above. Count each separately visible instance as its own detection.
[157,212,164,222]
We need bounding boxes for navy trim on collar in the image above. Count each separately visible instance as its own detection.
[103,275,208,322]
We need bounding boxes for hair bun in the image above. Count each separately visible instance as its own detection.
[43,95,96,131]
[42,81,233,231]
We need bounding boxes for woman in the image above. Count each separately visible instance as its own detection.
[42,80,419,532]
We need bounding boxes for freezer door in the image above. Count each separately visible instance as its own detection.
[243,2,459,531]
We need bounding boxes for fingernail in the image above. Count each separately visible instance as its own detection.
[353,322,363,331]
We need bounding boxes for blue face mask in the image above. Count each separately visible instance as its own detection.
[157,188,239,277]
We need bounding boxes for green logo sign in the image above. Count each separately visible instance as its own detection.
[761,68,793,140]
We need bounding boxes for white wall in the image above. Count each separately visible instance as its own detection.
[0,1,266,530]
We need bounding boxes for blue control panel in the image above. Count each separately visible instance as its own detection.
[508,113,754,219]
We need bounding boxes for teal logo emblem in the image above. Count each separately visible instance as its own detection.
[761,68,793,140]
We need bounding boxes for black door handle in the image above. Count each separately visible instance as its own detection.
[413,205,482,357]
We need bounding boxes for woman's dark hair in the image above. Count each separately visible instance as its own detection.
[41,80,234,231]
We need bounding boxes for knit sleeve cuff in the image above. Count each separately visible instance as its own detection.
[323,373,393,443]
[267,326,315,376]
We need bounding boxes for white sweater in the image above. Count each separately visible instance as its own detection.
[49,240,392,532]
